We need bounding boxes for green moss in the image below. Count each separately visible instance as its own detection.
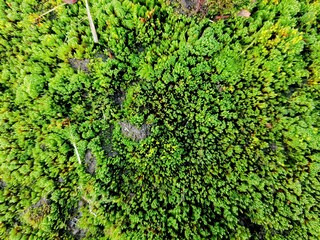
[0,0,319,239]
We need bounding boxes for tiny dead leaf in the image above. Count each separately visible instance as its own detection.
[215,15,230,20]
[64,0,77,4]
[238,9,251,18]
[266,123,273,129]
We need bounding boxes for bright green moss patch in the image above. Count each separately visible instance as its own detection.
[0,0,319,239]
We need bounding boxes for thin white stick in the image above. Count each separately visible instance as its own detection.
[82,197,97,217]
[84,0,99,43]
[70,125,81,165]
[72,141,82,164]
[37,3,67,19]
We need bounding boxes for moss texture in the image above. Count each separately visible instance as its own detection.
[0,0,319,239]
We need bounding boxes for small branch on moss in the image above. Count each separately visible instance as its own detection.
[36,3,67,21]
[241,38,257,55]
[35,0,98,43]
[81,197,97,217]
[84,0,99,43]
[72,141,82,165]
[69,125,81,165]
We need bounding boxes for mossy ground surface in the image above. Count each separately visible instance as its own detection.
[0,0,319,239]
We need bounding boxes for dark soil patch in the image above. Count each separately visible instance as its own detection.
[33,198,50,208]
[101,126,118,157]
[239,214,266,239]
[119,122,151,141]
[69,58,90,73]
[67,211,86,239]
[85,150,96,175]
[171,0,208,15]
[0,180,6,190]
[67,199,88,239]
[95,53,108,62]
[112,89,126,108]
